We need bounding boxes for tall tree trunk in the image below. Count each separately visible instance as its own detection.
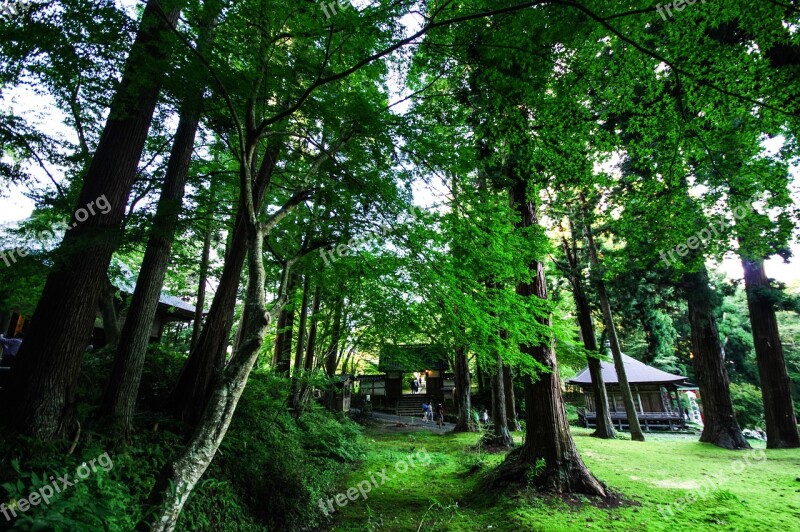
[740,257,800,448]
[167,144,282,424]
[325,297,343,377]
[683,269,750,450]
[100,78,207,431]
[2,0,182,440]
[191,219,213,352]
[293,275,310,375]
[272,275,297,374]
[452,346,475,432]
[304,284,321,371]
[565,243,615,439]
[141,186,287,530]
[476,361,486,402]
[495,184,605,495]
[582,196,645,442]
[503,364,520,432]
[488,356,513,447]
[99,276,121,347]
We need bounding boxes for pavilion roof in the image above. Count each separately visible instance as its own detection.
[568,353,687,386]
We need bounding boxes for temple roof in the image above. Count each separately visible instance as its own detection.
[568,353,687,386]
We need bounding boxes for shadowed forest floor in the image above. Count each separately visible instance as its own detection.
[327,424,800,531]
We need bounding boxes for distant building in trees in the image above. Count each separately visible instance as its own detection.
[568,354,693,431]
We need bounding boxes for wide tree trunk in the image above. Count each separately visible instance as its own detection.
[452,346,475,432]
[100,92,205,432]
[488,356,514,447]
[503,364,520,432]
[582,197,645,442]
[493,182,605,496]
[99,276,121,347]
[167,145,282,424]
[2,0,182,440]
[740,257,800,448]
[683,268,750,450]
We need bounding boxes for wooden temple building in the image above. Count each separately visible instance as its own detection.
[568,354,689,431]
[357,344,453,415]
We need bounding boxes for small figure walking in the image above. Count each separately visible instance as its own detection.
[436,403,445,428]
[481,409,489,426]
[411,378,419,394]
[421,402,428,422]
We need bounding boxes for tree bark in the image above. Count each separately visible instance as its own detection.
[99,276,121,347]
[683,268,750,450]
[272,275,297,374]
[167,144,282,425]
[582,196,645,442]
[570,267,615,438]
[560,223,615,439]
[141,188,286,531]
[452,346,475,432]
[740,257,800,448]
[100,87,205,432]
[191,220,213,352]
[304,284,321,371]
[493,182,605,496]
[2,0,182,440]
[488,355,514,447]
[503,364,520,432]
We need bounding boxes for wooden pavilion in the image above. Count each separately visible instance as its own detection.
[568,354,688,431]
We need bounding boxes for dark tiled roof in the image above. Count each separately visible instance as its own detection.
[568,353,687,386]
[378,344,448,372]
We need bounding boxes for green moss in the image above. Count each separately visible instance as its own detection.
[331,426,800,531]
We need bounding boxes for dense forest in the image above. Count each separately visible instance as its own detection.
[0,0,798,530]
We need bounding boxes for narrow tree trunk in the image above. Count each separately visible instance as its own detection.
[572,273,615,438]
[582,196,645,442]
[99,277,121,347]
[683,269,750,450]
[191,223,212,352]
[2,0,182,440]
[141,199,284,530]
[272,279,296,375]
[503,364,520,432]
[453,346,475,432]
[561,223,615,439]
[293,275,310,375]
[740,257,800,448]
[325,298,343,377]
[304,285,321,371]
[100,93,204,432]
[167,145,281,424]
[493,182,605,496]
[488,356,514,447]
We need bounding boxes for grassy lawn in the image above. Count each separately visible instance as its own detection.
[328,424,800,531]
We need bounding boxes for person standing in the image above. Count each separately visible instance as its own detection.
[436,403,445,428]
[481,409,489,426]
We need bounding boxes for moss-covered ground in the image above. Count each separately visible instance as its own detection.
[328,422,800,531]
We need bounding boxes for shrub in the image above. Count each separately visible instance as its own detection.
[729,382,765,429]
